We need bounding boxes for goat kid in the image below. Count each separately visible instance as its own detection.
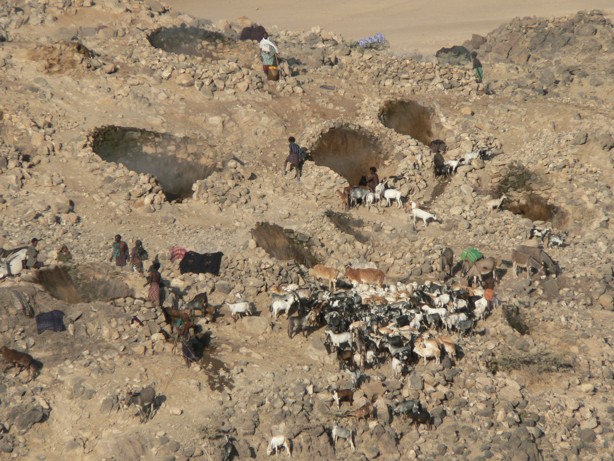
[1,346,37,381]
[267,435,291,456]
[324,330,352,350]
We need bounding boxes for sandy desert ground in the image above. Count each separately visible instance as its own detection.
[167,0,614,55]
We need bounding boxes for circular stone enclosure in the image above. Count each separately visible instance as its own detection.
[92,126,217,201]
[148,26,231,58]
[379,100,435,145]
[310,127,381,186]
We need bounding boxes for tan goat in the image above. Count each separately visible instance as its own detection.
[310,264,339,291]
[344,265,385,288]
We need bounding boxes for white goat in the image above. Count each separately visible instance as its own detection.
[444,159,463,175]
[410,202,439,229]
[324,330,352,349]
[383,188,403,208]
[391,356,404,379]
[374,183,385,201]
[332,424,356,452]
[486,195,507,212]
[271,292,297,320]
[364,192,377,208]
[444,312,469,331]
[473,296,489,320]
[267,435,291,456]
[226,301,254,321]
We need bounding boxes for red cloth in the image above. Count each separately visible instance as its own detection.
[485,288,495,301]
[171,247,187,263]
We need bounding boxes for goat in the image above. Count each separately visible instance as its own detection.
[473,296,489,320]
[324,330,352,350]
[266,435,291,456]
[463,149,488,164]
[310,264,339,291]
[226,301,254,322]
[123,386,156,423]
[347,401,373,421]
[374,182,385,201]
[393,399,422,417]
[429,139,447,154]
[410,202,439,229]
[529,225,552,245]
[288,311,315,338]
[364,191,377,209]
[383,188,403,208]
[336,188,350,211]
[349,187,371,208]
[332,424,356,452]
[444,312,468,332]
[486,195,507,212]
[331,388,354,409]
[440,247,454,277]
[413,338,441,365]
[1,346,38,382]
[391,356,405,379]
[443,159,463,175]
[271,292,297,319]
[548,231,567,248]
[344,265,385,288]
[436,336,457,359]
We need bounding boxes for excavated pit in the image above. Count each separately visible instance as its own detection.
[147,27,231,58]
[92,126,217,201]
[310,127,381,186]
[379,100,435,145]
[507,194,561,223]
[251,222,318,268]
[36,265,133,304]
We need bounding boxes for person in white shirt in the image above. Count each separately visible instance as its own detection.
[259,32,279,75]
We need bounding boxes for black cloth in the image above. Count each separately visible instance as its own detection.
[179,251,223,275]
[36,310,66,334]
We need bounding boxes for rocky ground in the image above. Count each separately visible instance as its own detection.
[0,1,613,460]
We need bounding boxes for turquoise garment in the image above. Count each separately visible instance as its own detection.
[261,49,276,66]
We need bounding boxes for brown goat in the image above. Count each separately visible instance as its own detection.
[348,401,373,421]
[332,388,354,409]
[1,346,37,382]
[336,187,351,211]
[310,264,340,291]
[344,265,385,288]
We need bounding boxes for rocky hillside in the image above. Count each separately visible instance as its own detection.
[0,1,613,460]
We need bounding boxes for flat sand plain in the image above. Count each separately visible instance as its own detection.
[166,0,613,56]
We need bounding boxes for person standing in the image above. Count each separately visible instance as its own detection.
[259,32,279,76]
[145,261,162,307]
[109,234,129,267]
[130,239,148,274]
[26,238,44,269]
[284,136,303,180]
[366,166,380,192]
[472,51,483,83]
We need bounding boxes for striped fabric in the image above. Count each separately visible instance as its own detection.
[170,247,187,263]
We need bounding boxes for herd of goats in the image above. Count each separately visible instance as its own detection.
[0,137,570,457]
